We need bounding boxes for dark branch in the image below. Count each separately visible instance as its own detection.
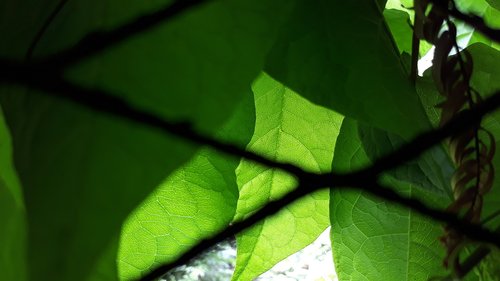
[34,0,208,68]
[352,182,500,249]
[136,176,498,281]
[430,0,500,43]
[137,176,500,281]
[458,246,491,278]
[2,60,499,183]
[0,59,307,178]
[456,226,500,278]
[137,178,327,281]
[1,60,500,280]
[482,209,500,224]
[349,93,499,177]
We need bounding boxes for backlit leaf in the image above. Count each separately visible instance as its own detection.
[266,0,430,139]
[0,1,294,280]
[358,122,454,196]
[478,248,500,280]
[118,95,255,280]
[330,118,450,281]
[232,73,343,281]
[384,9,413,54]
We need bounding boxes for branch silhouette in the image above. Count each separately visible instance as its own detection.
[19,0,500,74]
[430,0,500,43]
[458,232,498,278]
[32,0,208,68]
[1,59,500,280]
[1,0,500,279]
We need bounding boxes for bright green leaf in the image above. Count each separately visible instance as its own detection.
[0,105,27,281]
[0,85,197,281]
[357,122,454,196]
[265,0,430,139]
[486,0,500,11]
[468,43,500,95]
[384,0,436,58]
[232,73,343,281]
[478,248,500,281]
[383,9,413,54]
[330,118,450,281]
[118,95,255,280]
[0,1,294,280]
[456,0,500,50]
[1,1,499,280]
[64,0,295,133]
[385,0,413,10]
[118,152,238,280]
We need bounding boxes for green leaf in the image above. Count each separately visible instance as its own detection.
[416,76,441,127]
[330,118,450,281]
[455,0,500,50]
[464,43,500,228]
[467,43,500,95]
[64,0,295,133]
[417,43,500,124]
[357,122,454,196]
[0,1,295,280]
[118,95,255,280]
[478,248,500,281]
[0,85,197,281]
[265,0,430,139]
[417,43,500,228]
[232,73,343,281]
[486,0,500,11]
[0,106,27,281]
[385,0,413,9]
[383,9,412,54]
[381,4,435,58]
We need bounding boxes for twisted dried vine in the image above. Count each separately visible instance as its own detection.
[414,0,496,275]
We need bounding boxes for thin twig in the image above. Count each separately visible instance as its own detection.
[352,181,500,248]
[16,0,500,75]
[458,246,491,278]
[25,0,69,60]
[430,0,500,43]
[456,211,500,279]
[456,226,500,278]
[349,90,498,178]
[33,0,208,69]
[456,215,500,278]
[482,209,500,224]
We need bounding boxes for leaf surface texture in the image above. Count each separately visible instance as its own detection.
[232,73,343,281]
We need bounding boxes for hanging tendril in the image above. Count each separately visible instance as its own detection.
[413,0,496,275]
